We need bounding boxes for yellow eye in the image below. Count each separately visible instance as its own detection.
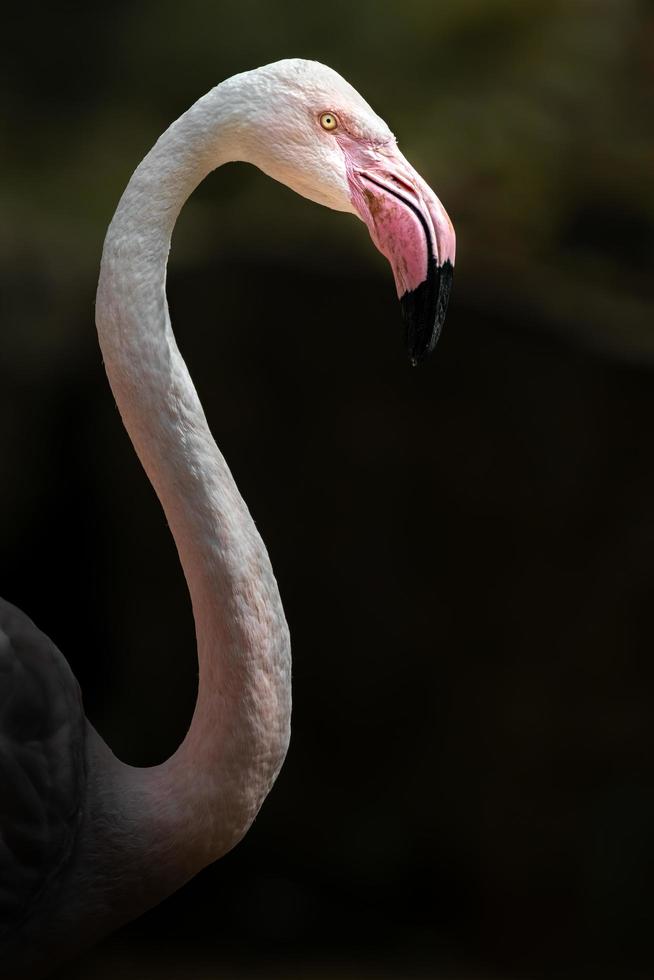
[320,112,338,131]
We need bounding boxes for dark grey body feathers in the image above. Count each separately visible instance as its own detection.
[0,598,86,950]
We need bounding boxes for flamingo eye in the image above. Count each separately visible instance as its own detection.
[319,112,338,131]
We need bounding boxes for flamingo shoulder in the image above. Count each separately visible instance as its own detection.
[0,597,86,942]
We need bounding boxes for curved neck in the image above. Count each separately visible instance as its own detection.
[95,84,291,870]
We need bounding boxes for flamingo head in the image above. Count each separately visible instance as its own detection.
[230,59,455,363]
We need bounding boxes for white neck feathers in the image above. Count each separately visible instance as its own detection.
[95,81,291,870]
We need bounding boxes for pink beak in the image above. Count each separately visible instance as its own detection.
[339,136,456,364]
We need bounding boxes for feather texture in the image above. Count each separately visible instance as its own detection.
[0,599,85,938]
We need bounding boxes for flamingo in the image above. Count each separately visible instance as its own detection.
[0,59,455,977]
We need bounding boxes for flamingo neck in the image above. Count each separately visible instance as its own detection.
[95,83,291,872]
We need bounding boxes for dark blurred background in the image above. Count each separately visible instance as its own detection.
[3,1,654,977]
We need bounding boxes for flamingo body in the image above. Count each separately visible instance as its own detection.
[0,59,454,977]
[0,600,84,938]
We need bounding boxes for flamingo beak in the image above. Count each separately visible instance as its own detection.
[343,140,456,364]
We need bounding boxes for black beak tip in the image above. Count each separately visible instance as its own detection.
[400,260,453,365]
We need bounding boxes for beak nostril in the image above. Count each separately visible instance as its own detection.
[390,175,416,195]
